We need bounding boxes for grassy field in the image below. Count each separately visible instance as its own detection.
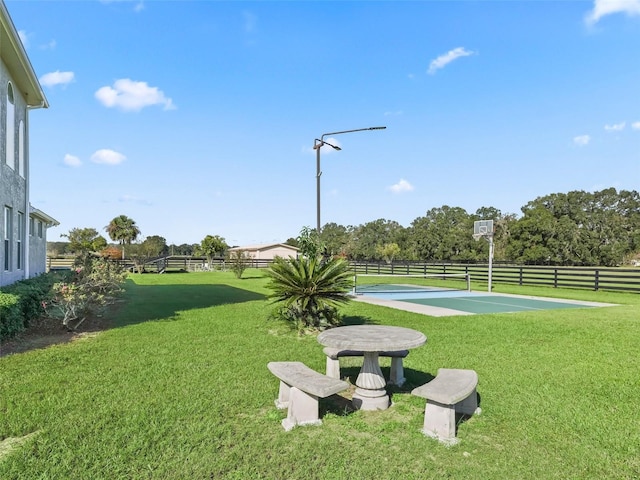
[1,270,639,479]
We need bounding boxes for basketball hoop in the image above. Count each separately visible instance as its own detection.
[473,219,495,293]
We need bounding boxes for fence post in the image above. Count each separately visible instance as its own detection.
[519,267,523,286]
[595,270,599,291]
[554,269,558,288]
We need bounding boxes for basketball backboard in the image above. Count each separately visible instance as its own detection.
[473,219,494,237]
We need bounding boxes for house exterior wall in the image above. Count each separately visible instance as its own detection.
[252,245,298,260]
[229,244,299,261]
[0,2,53,287]
[28,217,47,276]
[0,64,29,287]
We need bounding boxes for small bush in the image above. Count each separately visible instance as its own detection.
[227,250,251,279]
[0,292,22,340]
[4,273,64,327]
[43,255,127,331]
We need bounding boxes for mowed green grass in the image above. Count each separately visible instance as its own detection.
[1,270,639,479]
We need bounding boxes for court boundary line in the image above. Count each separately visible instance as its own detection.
[351,290,617,317]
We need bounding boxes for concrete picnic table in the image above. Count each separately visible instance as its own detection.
[317,325,427,410]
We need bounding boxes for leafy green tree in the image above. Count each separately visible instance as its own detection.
[199,235,229,266]
[346,219,405,260]
[265,256,352,333]
[145,236,168,256]
[62,228,107,256]
[227,249,251,278]
[284,237,299,248]
[409,207,473,261]
[127,238,166,274]
[47,241,71,256]
[319,222,351,257]
[105,215,141,259]
[377,242,401,264]
[296,226,324,259]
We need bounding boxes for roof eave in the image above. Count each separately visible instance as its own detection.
[0,2,49,109]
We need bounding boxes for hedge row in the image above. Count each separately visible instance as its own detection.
[0,272,69,342]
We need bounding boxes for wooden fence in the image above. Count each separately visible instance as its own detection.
[46,256,640,293]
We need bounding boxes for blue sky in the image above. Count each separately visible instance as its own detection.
[7,0,640,246]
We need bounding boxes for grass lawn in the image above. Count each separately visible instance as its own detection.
[1,270,639,479]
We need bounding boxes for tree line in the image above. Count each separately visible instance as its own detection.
[298,188,640,267]
[47,188,640,267]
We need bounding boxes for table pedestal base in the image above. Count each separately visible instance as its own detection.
[352,352,390,411]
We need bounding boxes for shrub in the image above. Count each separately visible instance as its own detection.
[0,292,22,340]
[265,256,352,334]
[4,273,63,328]
[43,256,127,331]
[227,250,251,279]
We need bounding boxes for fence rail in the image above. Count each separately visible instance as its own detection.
[350,262,640,293]
[46,257,640,293]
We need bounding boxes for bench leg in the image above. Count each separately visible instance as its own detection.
[326,356,340,379]
[275,380,290,409]
[389,357,406,387]
[455,388,481,416]
[281,387,322,432]
[422,400,458,445]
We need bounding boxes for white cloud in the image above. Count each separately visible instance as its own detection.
[585,0,640,25]
[388,179,415,193]
[630,121,640,130]
[90,149,126,165]
[63,154,82,167]
[18,30,29,48]
[40,71,75,88]
[40,40,57,50]
[428,47,475,75]
[95,79,175,112]
[573,135,591,146]
[604,121,626,131]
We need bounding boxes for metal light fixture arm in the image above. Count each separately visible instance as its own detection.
[314,126,386,234]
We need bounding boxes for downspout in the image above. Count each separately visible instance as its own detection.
[24,100,46,278]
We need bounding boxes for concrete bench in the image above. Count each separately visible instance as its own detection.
[267,361,349,431]
[323,347,409,386]
[411,368,480,444]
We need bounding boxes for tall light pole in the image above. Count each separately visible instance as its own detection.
[313,126,386,234]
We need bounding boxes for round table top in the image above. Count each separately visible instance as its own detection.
[317,325,427,352]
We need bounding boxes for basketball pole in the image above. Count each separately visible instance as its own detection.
[488,235,494,292]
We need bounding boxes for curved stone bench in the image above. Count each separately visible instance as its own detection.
[323,347,409,386]
[267,361,349,431]
[411,368,480,444]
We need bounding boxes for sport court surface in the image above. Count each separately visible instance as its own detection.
[352,284,615,317]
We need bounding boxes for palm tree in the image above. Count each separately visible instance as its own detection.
[265,256,353,333]
[105,215,141,259]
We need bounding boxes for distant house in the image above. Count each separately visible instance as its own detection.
[228,243,299,261]
[0,2,58,287]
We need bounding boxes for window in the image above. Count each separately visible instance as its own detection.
[18,120,24,177]
[17,212,23,270]
[37,220,43,238]
[4,206,12,271]
[6,82,15,169]
[29,216,34,236]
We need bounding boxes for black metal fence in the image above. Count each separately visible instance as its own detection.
[350,261,640,293]
[46,256,640,293]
